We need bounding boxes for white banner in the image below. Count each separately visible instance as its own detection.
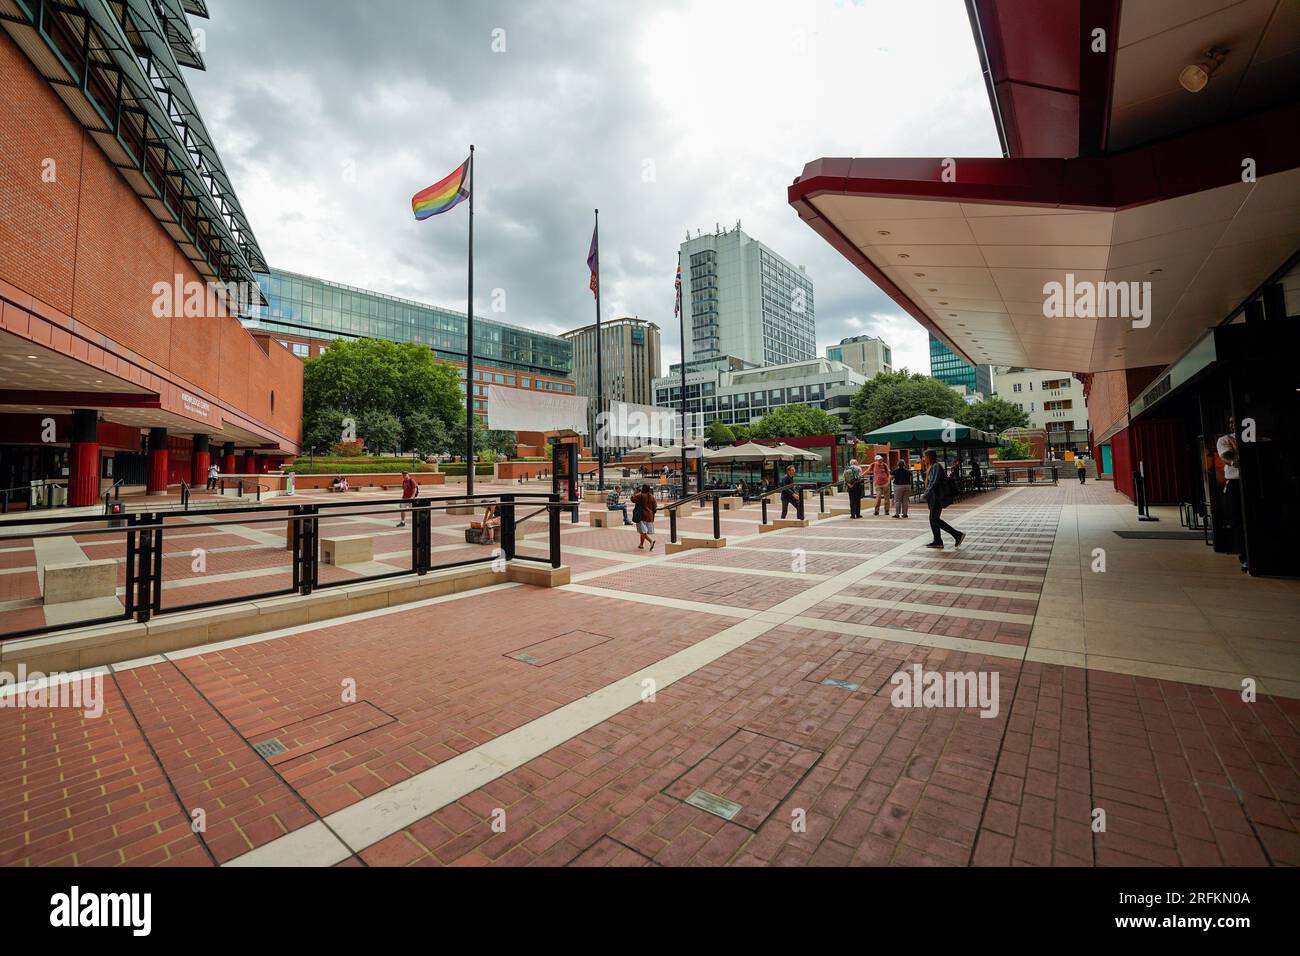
[601,400,680,444]
[486,385,589,434]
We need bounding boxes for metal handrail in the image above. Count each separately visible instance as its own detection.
[102,478,126,514]
[0,493,579,642]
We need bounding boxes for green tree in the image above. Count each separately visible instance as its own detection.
[454,411,489,460]
[705,421,735,446]
[730,423,751,442]
[958,396,1029,435]
[302,405,349,455]
[848,370,966,435]
[484,429,517,457]
[403,411,451,459]
[357,411,401,455]
[749,403,844,439]
[998,438,1032,461]
[303,339,461,443]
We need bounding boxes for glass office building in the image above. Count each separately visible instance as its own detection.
[928,334,992,396]
[244,269,572,378]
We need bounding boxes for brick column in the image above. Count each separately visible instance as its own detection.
[67,409,100,507]
[221,441,236,475]
[191,434,210,487]
[147,427,169,493]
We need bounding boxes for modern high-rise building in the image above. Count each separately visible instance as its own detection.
[561,317,661,442]
[678,224,815,368]
[929,334,992,397]
[826,334,892,378]
[242,269,575,423]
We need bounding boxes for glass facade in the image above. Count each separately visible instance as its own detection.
[758,249,815,366]
[928,334,991,395]
[244,269,571,377]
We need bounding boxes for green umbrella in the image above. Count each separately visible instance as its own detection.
[862,414,1001,450]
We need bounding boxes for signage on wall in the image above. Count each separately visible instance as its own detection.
[181,392,211,418]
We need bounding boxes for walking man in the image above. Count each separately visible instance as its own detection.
[396,470,418,527]
[844,458,865,519]
[870,453,891,516]
[922,449,965,550]
[1075,455,1087,485]
[779,465,804,520]
[206,462,219,492]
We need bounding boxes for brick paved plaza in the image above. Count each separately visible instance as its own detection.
[2,481,1296,868]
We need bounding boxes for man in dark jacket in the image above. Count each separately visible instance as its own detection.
[780,465,803,520]
[922,450,964,549]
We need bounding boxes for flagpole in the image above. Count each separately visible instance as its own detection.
[593,208,604,491]
[678,250,687,496]
[465,145,475,496]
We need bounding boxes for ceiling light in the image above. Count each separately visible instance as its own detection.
[27,355,37,359]
[877,230,891,236]
[1147,267,1163,276]
[898,253,910,260]
[1179,47,1228,93]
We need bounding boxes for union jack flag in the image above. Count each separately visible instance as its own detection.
[673,263,682,317]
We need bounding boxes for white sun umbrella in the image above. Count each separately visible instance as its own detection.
[769,443,820,461]
[710,441,778,463]
[620,443,670,461]
[648,444,716,463]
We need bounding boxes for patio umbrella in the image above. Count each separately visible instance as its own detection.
[861,414,1000,450]
[648,444,717,463]
[620,443,670,461]
[768,443,820,461]
[709,441,778,463]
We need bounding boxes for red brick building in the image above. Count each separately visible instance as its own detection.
[0,1,300,506]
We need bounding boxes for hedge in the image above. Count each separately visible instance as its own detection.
[437,463,495,476]
[285,461,437,475]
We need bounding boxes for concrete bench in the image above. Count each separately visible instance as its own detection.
[41,558,117,605]
[588,509,626,528]
[321,535,374,565]
[446,498,477,516]
[719,496,744,510]
[582,490,609,504]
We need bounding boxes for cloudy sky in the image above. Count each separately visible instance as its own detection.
[188,0,1000,374]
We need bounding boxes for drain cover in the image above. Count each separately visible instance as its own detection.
[684,789,742,821]
[510,653,540,665]
[253,738,287,759]
[821,678,860,691]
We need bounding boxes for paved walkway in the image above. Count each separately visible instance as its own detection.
[1,481,1297,867]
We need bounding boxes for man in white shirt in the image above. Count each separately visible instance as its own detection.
[1217,419,1246,572]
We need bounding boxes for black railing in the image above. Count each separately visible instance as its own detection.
[664,488,730,545]
[0,492,576,642]
[0,481,70,514]
[101,479,125,514]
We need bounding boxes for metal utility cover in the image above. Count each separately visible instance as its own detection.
[253,738,287,759]
[684,789,742,821]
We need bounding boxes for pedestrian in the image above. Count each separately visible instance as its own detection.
[606,483,631,525]
[1075,455,1087,485]
[779,465,804,520]
[970,457,982,492]
[870,453,891,516]
[631,483,658,550]
[206,462,219,491]
[843,458,865,519]
[891,457,912,518]
[478,503,499,545]
[922,449,965,550]
[1217,420,1247,573]
[396,470,418,526]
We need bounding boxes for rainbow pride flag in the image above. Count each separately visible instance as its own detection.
[411,158,470,220]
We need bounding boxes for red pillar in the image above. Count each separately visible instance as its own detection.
[191,434,210,487]
[241,450,256,474]
[68,409,100,507]
[221,441,236,475]
[147,427,169,494]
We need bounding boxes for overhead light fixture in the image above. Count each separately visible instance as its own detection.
[877,230,891,236]
[1179,47,1228,93]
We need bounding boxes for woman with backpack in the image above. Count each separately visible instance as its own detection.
[631,483,658,551]
[922,449,965,550]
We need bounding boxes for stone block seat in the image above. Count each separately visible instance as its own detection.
[321,534,374,565]
[41,559,116,605]
[589,510,625,527]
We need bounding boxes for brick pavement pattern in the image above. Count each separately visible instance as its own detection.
[1,482,1297,866]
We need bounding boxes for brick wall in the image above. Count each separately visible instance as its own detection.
[0,31,301,447]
